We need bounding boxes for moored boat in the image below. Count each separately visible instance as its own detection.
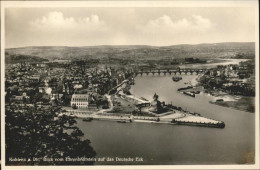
[183,91,195,97]
[117,120,127,123]
[83,117,93,122]
[172,76,182,82]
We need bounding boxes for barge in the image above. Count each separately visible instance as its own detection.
[82,117,93,122]
[183,91,195,97]
[117,120,127,123]
[177,86,193,91]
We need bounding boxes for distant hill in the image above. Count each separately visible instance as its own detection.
[5,53,49,64]
[5,42,255,61]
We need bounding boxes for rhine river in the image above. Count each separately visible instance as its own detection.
[76,59,254,165]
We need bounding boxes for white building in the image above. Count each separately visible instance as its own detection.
[71,94,89,108]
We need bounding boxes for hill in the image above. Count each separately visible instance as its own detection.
[5,53,49,64]
[5,42,255,61]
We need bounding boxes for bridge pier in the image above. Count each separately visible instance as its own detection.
[136,68,206,76]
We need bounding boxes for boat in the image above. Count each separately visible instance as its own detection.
[193,90,200,94]
[183,91,195,97]
[172,76,182,82]
[177,86,193,91]
[217,122,225,128]
[82,117,93,122]
[117,120,127,123]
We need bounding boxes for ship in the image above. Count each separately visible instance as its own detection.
[82,117,93,122]
[172,76,182,82]
[117,120,127,123]
[183,91,195,97]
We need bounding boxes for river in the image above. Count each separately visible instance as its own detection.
[180,58,250,69]
[76,73,255,165]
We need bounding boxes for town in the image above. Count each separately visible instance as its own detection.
[7,55,257,128]
[5,53,255,114]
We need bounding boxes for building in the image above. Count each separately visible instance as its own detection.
[71,94,89,108]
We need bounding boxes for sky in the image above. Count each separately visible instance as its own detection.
[5,7,256,48]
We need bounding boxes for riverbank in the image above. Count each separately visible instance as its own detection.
[211,96,255,113]
[198,87,255,113]
[178,75,255,113]
[181,86,255,113]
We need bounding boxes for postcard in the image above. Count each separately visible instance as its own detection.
[1,1,259,170]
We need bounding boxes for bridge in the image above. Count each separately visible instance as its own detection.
[135,68,207,76]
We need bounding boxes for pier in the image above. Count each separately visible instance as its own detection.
[61,110,225,129]
[173,114,225,128]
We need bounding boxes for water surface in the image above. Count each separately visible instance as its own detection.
[77,74,255,165]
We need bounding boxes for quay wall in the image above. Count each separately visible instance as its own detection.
[61,111,225,128]
[175,121,225,128]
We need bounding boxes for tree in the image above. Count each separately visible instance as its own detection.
[5,105,96,165]
[61,93,72,106]
[71,104,77,109]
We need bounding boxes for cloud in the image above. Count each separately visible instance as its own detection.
[191,15,212,30]
[30,11,105,31]
[135,14,215,45]
[25,11,109,46]
[142,14,213,33]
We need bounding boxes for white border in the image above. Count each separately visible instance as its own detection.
[1,1,259,170]
[0,0,258,8]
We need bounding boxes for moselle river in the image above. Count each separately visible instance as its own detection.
[180,59,250,69]
[76,74,255,165]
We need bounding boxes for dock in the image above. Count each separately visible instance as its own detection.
[60,110,225,129]
[172,114,225,128]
